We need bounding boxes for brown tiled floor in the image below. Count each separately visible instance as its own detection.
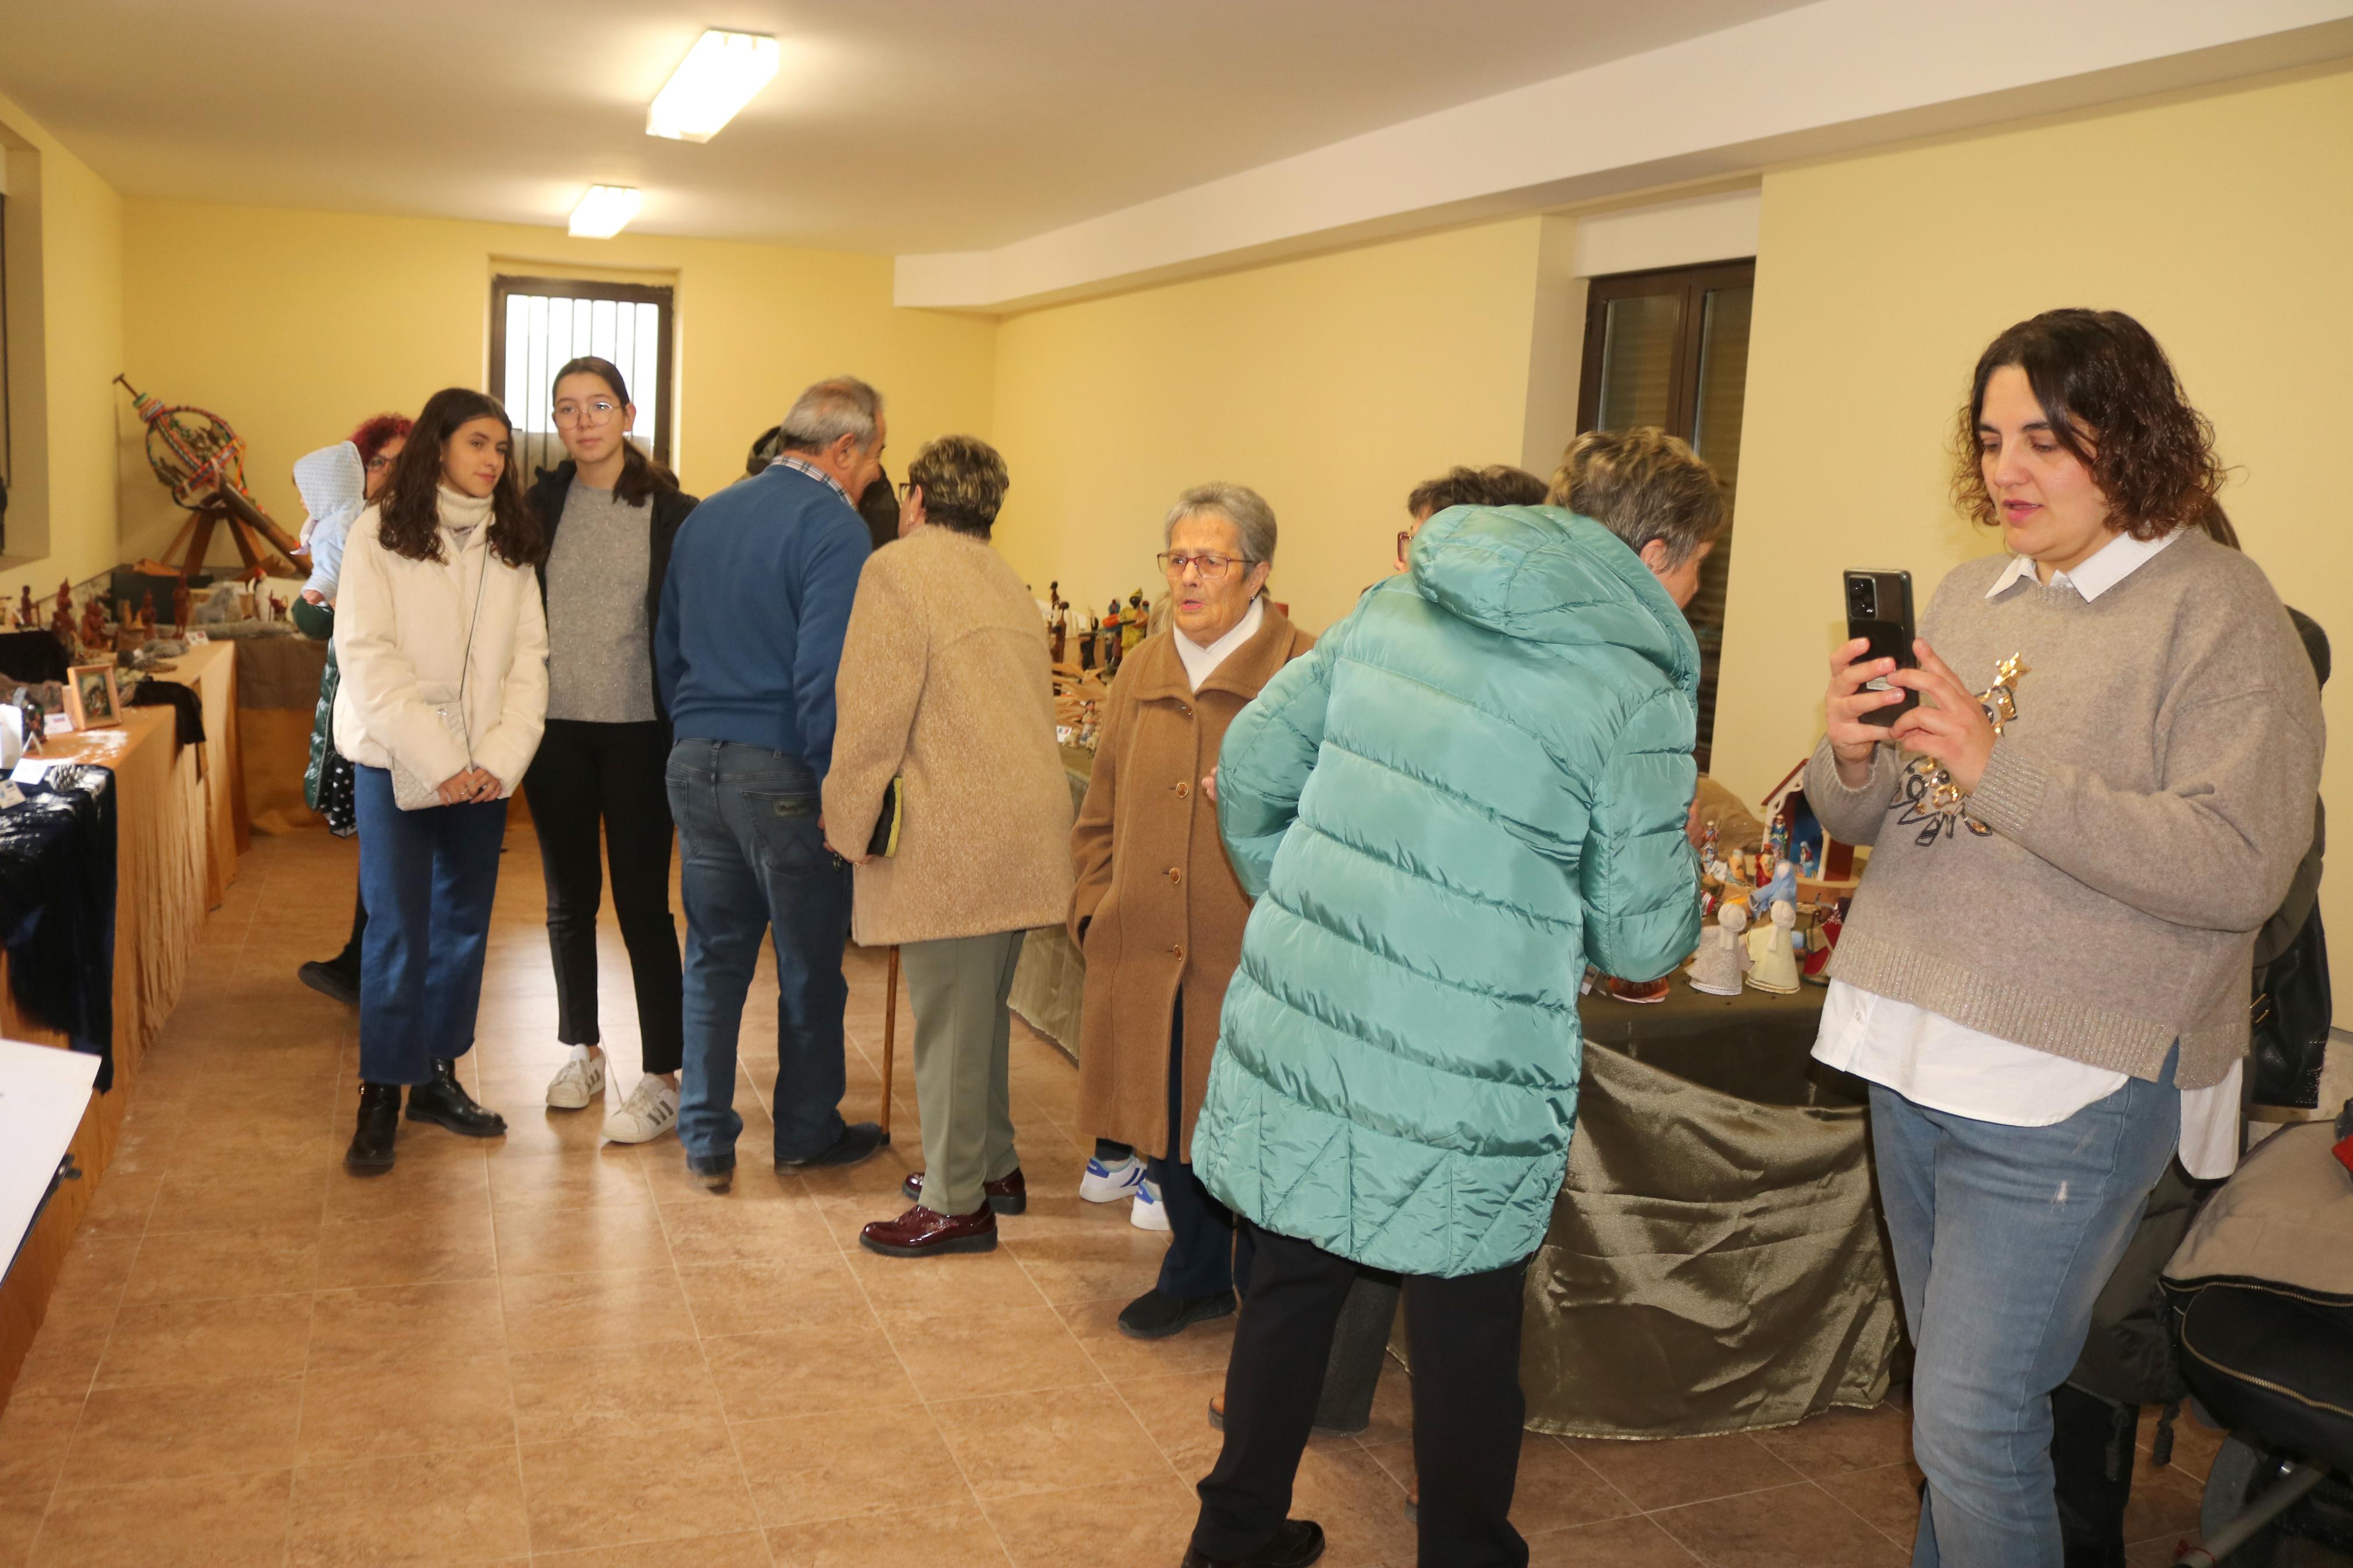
[0,826,2312,1566]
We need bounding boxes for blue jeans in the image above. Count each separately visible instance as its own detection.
[1871,1048,2180,1568]
[352,765,509,1086]
[666,739,851,1166]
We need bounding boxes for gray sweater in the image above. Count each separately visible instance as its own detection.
[1805,531,2324,1089]
[544,481,656,724]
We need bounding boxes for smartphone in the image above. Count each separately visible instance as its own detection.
[1843,568,1918,727]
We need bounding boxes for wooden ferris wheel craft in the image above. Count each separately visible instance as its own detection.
[114,375,310,582]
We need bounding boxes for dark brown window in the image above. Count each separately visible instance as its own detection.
[489,275,676,483]
[1576,258,1754,771]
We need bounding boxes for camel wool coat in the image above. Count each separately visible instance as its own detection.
[824,525,1074,947]
[1072,605,1315,1161]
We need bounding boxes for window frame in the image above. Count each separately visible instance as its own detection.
[487,273,677,467]
[1574,258,1756,439]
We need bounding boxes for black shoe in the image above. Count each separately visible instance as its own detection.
[345,1083,400,1175]
[1118,1288,1237,1341]
[298,958,360,1007]
[686,1153,734,1193]
[404,1057,506,1137]
[776,1121,888,1171]
[1181,1520,1325,1568]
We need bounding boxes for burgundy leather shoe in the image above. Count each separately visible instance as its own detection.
[859,1203,998,1257]
[900,1167,1028,1214]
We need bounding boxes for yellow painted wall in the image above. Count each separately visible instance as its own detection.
[1715,65,2353,1006]
[0,88,124,603]
[117,200,997,567]
[991,218,1549,633]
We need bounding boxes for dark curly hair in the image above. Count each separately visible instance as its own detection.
[375,388,544,567]
[1954,308,2228,543]
[1406,464,1548,519]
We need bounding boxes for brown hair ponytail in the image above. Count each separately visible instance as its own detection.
[552,355,677,507]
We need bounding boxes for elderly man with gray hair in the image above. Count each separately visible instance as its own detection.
[654,375,892,1192]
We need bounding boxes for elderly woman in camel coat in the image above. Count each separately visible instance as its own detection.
[1071,482,1315,1341]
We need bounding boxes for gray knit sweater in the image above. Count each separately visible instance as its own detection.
[1805,531,2323,1089]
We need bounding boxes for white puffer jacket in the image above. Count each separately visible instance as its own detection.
[333,488,549,794]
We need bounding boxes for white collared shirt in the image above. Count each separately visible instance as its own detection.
[1173,595,1264,694]
[1816,526,2243,1178]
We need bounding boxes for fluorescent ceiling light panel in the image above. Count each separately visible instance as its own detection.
[647,30,780,142]
[569,184,642,238]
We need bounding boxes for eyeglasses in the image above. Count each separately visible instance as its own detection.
[1157,552,1252,581]
[552,399,621,428]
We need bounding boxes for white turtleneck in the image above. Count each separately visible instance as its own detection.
[437,483,493,543]
[1173,596,1264,694]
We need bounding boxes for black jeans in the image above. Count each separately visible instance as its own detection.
[523,719,685,1075]
[1194,1222,1532,1568]
[1151,994,1253,1299]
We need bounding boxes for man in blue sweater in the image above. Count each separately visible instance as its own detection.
[657,376,890,1189]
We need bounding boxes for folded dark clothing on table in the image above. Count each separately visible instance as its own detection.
[0,630,70,686]
[129,679,206,749]
[0,764,118,1089]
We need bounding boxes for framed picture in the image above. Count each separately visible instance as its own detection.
[64,663,122,731]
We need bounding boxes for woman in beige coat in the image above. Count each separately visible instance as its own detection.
[825,435,1074,1258]
[1071,483,1314,1338]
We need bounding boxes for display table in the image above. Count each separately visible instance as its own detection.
[0,641,244,1402]
[228,633,327,835]
[1514,982,1901,1438]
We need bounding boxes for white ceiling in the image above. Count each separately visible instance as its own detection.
[0,0,1815,254]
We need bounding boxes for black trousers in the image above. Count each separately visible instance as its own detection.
[1194,1222,1532,1568]
[1150,994,1252,1299]
[523,719,685,1075]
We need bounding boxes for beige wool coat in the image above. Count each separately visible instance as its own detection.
[825,526,1074,947]
[1071,606,1316,1161]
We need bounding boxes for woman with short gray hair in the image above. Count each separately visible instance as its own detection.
[1072,481,1316,1336]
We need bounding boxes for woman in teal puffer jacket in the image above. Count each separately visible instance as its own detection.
[1182,429,1722,1568]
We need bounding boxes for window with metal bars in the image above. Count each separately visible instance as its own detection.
[1575,258,1754,771]
[488,275,675,483]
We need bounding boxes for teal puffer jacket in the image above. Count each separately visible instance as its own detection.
[1194,505,1702,1278]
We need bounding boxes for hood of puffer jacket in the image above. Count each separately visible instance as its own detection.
[1408,504,1700,702]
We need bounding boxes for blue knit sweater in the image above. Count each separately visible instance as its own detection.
[655,464,869,776]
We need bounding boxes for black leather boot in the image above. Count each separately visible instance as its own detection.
[345,1083,400,1175]
[404,1057,507,1137]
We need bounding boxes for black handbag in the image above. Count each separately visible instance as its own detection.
[2251,905,2330,1110]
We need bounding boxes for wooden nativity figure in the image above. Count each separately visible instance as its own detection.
[1746,899,1802,994]
[1687,900,1750,997]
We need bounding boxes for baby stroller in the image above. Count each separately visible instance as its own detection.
[2160,1104,2353,1565]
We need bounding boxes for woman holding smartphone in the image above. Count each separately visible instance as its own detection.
[335,387,549,1174]
[525,357,697,1145]
[1804,308,2323,1567]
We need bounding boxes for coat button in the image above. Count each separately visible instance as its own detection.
[1170,943,1186,959]
[1179,705,1192,717]
[1175,781,1190,798]
[1168,867,1183,886]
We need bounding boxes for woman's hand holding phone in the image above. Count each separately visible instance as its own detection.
[1825,638,1902,785]
[1888,641,1996,794]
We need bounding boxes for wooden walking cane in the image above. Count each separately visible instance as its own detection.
[878,946,900,1140]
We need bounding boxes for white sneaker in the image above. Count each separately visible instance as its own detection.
[1130,1178,1171,1232]
[603,1076,679,1144]
[1080,1153,1145,1203]
[545,1047,605,1110]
